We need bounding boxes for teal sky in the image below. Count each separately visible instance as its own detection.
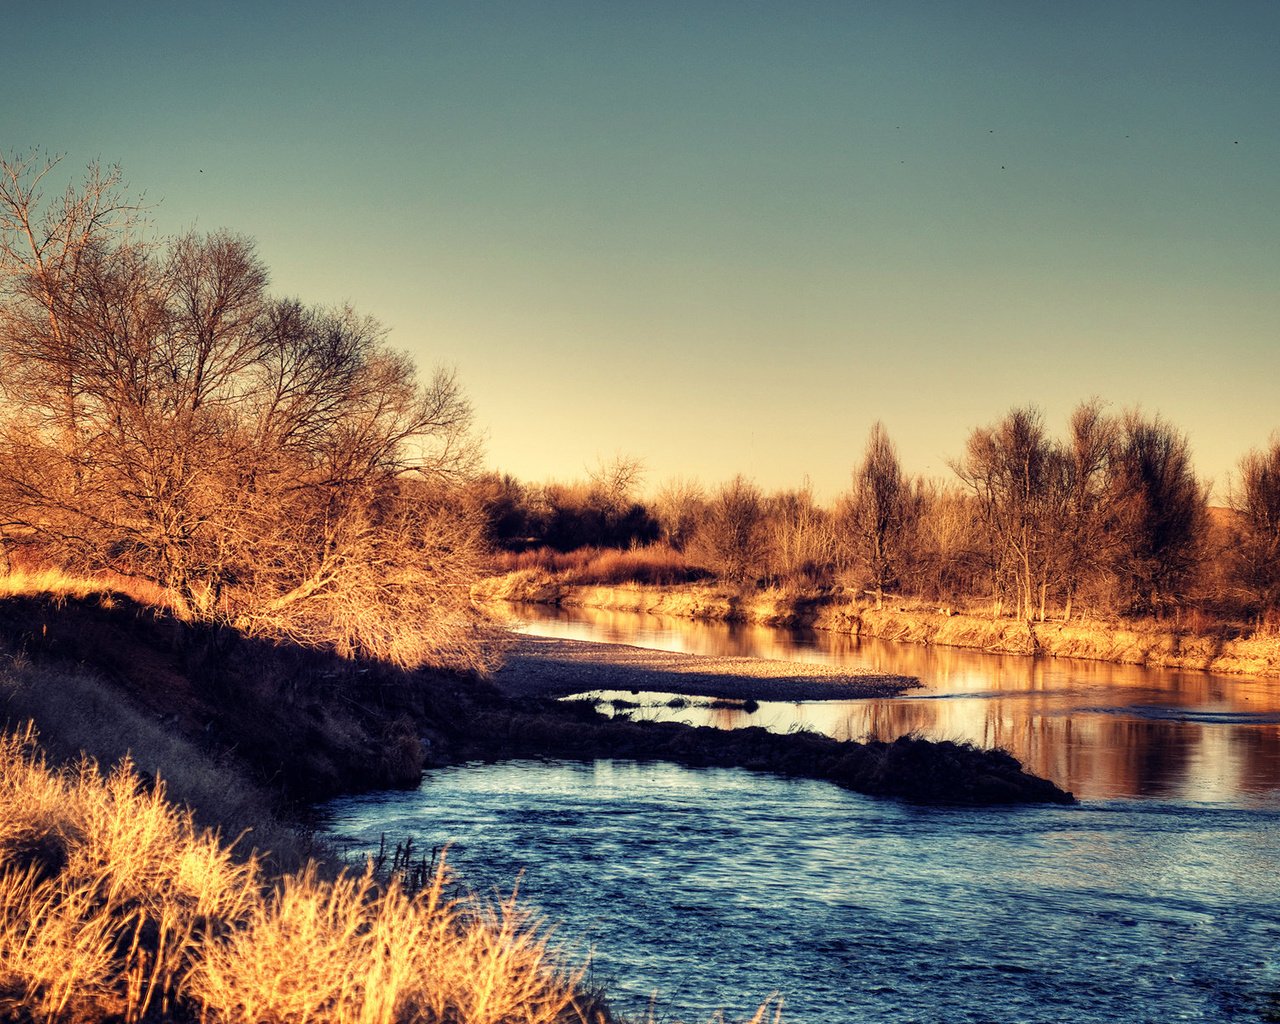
[4,2,1277,499]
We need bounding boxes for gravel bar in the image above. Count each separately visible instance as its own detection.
[492,634,920,702]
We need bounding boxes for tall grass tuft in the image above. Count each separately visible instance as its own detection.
[0,726,602,1024]
[0,723,262,1022]
[0,725,779,1023]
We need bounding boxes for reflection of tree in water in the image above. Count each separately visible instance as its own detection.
[1123,719,1193,800]
[831,699,1280,802]
[1232,725,1280,793]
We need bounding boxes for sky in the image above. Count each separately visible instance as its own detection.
[4,1,1277,500]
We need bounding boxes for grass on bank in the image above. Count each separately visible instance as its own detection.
[0,724,608,1024]
[0,577,783,1024]
[0,568,174,611]
[491,546,708,587]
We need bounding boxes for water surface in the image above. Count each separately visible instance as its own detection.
[324,760,1280,1023]
[506,603,1280,804]
[322,608,1280,1021]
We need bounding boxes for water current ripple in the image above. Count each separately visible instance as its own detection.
[323,760,1280,1024]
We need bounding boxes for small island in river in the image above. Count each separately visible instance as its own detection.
[466,631,1074,807]
[493,634,920,702]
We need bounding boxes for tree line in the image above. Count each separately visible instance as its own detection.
[0,152,488,670]
[472,409,1280,627]
[4,152,1275,661]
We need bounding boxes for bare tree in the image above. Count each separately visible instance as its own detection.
[691,475,767,584]
[0,151,147,521]
[653,476,705,551]
[1229,436,1280,623]
[952,406,1055,620]
[763,482,838,585]
[1108,410,1206,617]
[587,453,645,516]
[846,422,914,608]
[235,480,493,671]
[0,153,486,670]
[1050,400,1119,621]
[908,480,984,605]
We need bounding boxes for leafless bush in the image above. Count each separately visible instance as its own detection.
[1109,409,1207,617]
[842,423,916,606]
[1228,435,1280,621]
[0,151,486,670]
[689,475,768,584]
[653,476,705,551]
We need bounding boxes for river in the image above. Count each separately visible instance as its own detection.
[506,602,1280,804]
[321,604,1280,1022]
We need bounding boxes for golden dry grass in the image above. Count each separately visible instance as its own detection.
[0,723,587,1024]
[0,725,773,1024]
[0,567,175,611]
[490,546,704,588]
[0,569,106,601]
[0,723,261,1022]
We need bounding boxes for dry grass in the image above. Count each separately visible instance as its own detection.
[187,862,585,1024]
[1,726,774,1024]
[0,567,175,612]
[0,568,109,602]
[491,546,708,588]
[0,723,261,1022]
[0,725,589,1024]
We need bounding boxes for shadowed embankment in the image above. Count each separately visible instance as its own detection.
[474,636,1072,806]
[0,592,1072,853]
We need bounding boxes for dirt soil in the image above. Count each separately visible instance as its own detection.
[492,635,920,701]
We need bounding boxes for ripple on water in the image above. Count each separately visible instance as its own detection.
[323,760,1280,1024]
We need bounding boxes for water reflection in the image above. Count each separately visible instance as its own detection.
[495,602,1280,804]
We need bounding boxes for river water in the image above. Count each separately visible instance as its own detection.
[321,605,1280,1023]
[507,603,1280,805]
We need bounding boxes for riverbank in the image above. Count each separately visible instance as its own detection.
[463,637,1070,806]
[0,587,1073,1020]
[474,573,1280,678]
[0,591,1069,835]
